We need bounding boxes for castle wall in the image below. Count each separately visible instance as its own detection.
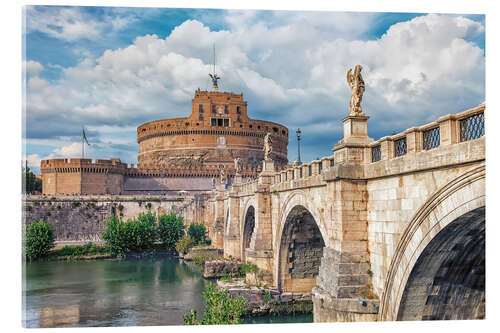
[23,195,212,242]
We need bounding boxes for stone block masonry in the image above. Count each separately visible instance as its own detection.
[23,194,212,242]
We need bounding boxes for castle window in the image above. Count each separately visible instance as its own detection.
[240,124,243,128]
[237,106,241,114]
[223,119,229,127]
[211,118,217,126]
[273,127,278,133]
[199,104,203,112]
[224,105,228,114]
[217,118,223,127]
[249,124,253,128]
[257,125,261,129]
[212,105,216,113]
[185,122,190,126]
[282,130,286,135]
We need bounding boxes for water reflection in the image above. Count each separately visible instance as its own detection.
[23,258,208,327]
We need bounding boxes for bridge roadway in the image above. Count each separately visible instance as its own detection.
[205,103,485,322]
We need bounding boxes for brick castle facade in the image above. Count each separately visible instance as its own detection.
[41,89,289,195]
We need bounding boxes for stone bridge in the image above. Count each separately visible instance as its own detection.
[206,103,485,322]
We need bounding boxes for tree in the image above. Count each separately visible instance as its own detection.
[22,166,42,194]
[24,220,55,260]
[158,212,185,250]
[188,222,207,245]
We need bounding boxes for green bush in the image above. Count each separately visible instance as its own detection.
[101,212,157,256]
[184,282,248,325]
[175,235,194,254]
[101,215,127,256]
[192,251,216,269]
[158,212,185,250]
[188,222,206,245]
[124,212,157,251]
[241,261,259,275]
[24,220,55,260]
[53,242,108,258]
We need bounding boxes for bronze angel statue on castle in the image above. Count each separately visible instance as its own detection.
[346,65,365,116]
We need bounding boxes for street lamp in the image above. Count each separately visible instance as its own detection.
[296,128,302,165]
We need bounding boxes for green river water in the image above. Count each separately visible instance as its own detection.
[22,258,312,328]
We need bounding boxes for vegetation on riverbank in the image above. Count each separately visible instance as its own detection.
[184,282,250,325]
[23,219,54,261]
[49,243,110,260]
[101,212,208,257]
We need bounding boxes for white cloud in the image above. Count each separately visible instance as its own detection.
[23,60,43,76]
[24,13,485,163]
[25,6,134,42]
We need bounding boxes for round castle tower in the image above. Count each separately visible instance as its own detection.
[136,89,289,174]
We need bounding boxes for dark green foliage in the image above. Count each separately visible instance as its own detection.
[184,282,249,325]
[241,261,259,275]
[52,242,108,259]
[158,212,184,250]
[192,251,216,269]
[188,222,207,245]
[72,201,81,208]
[175,235,194,254]
[125,212,157,251]
[24,220,55,260]
[102,213,157,256]
[145,202,152,210]
[25,205,32,211]
[101,215,127,256]
[22,166,42,194]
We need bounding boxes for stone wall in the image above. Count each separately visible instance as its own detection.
[23,195,212,242]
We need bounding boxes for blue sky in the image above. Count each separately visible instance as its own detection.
[23,6,485,172]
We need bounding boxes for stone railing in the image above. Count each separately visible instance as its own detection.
[368,103,485,163]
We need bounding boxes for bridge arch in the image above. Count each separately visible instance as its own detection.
[276,191,327,292]
[241,197,257,261]
[380,165,485,321]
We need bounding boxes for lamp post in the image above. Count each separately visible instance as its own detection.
[296,128,302,165]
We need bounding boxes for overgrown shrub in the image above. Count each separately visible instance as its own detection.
[184,282,249,325]
[101,212,157,256]
[175,235,194,254]
[192,251,216,269]
[124,212,157,251]
[101,215,127,256]
[24,220,55,261]
[53,242,108,258]
[241,261,259,275]
[72,201,81,208]
[158,212,185,250]
[188,222,207,245]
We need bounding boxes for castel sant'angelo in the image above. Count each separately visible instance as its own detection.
[40,71,289,195]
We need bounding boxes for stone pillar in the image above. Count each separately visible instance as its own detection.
[245,160,275,284]
[315,111,380,322]
[224,180,242,259]
[212,189,225,249]
[312,179,379,322]
[333,114,374,166]
[438,114,459,146]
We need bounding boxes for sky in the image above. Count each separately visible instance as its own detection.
[22,5,486,173]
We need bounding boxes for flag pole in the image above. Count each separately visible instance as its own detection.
[82,127,84,158]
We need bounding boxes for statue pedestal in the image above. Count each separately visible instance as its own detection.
[233,174,243,185]
[262,159,274,173]
[333,113,374,165]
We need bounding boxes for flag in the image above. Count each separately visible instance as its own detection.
[82,128,91,146]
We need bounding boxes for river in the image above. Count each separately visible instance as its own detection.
[22,258,313,327]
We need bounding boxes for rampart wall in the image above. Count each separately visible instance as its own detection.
[23,194,212,242]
